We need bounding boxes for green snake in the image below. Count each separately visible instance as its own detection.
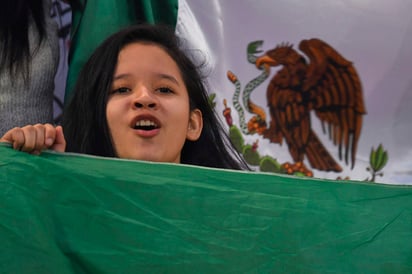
[230,41,269,134]
[230,73,247,133]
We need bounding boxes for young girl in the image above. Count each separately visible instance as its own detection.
[1,24,250,170]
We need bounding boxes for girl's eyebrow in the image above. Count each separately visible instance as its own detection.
[113,73,131,81]
[112,73,180,86]
[156,73,180,86]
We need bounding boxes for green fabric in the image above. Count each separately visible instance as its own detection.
[65,0,178,103]
[1,144,412,273]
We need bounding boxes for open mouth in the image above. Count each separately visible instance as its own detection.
[134,119,159,131]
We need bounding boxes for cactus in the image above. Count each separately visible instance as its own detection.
[208,93,217,109]
[367,144,388,182]
[242,145,261,166]
[229,125,245,154]
[259,156,284,173]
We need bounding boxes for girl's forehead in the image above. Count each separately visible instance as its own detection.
[118,43,176,66]
[120,42,170,57]
[115,42,184,80]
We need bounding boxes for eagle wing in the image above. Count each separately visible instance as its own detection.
[299,38,366,168]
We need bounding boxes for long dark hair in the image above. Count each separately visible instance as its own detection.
[63,24,250,170]
[0,0,46,81]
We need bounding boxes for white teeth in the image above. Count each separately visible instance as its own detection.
[135,120,157,127]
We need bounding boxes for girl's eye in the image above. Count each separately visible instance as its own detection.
[157,87,174,94]
[111,87,130,94]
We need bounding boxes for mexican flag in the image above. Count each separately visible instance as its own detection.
[65,0,412,185]
[2,2,411,272]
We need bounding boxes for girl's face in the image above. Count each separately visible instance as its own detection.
[106,42,203,163]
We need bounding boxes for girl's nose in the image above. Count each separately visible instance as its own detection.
[133,87,158,109]
[134,101,156,108]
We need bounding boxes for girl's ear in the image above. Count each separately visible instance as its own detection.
[186,109,203,141]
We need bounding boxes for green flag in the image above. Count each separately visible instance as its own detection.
[1,144,412,273]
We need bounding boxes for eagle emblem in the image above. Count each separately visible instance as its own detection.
[227,38,367,174]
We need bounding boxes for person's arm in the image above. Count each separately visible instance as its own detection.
[0,124,66,155]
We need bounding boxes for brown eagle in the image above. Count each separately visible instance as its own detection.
[254,38,366,172]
